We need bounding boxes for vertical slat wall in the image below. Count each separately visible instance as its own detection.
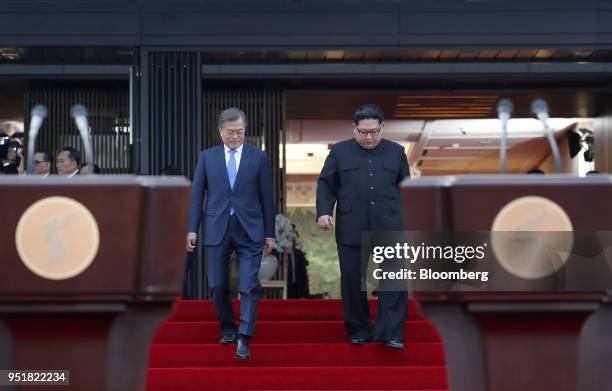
[202,88,286,213]
[141,51,203,299]
[24,88,130,173]
[146,51,202,178]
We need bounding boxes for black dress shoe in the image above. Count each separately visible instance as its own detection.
[385,339,405,350]
[350,337,372,345]
[219,335,236,345]
[235,337,251,359]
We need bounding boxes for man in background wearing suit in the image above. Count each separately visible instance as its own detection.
[32,150,52,177]
[56,146,81,177]
[316,104,410,350]
[186,107,276,360]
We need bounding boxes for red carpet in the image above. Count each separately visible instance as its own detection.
[147,299,448,390]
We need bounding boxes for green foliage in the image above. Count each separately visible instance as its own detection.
[287,206,340,298]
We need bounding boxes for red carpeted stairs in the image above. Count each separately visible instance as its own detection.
[147,299,448,391]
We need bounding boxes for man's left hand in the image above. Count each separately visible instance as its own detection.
[263,238,275,256]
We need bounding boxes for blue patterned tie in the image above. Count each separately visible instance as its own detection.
[227,148,237,215]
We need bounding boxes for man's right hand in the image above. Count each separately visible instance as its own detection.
[317,215,334,230]
[186,232,198,252]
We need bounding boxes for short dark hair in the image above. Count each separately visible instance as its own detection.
[527,168,545,174]
[353,104,384,125]
[218,107,247,129]
[36,150,52,163]
[59,146,81,166]
[81,162,101,174]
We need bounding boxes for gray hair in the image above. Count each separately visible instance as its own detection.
[218,107,247,129]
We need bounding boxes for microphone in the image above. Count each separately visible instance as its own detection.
[70,104,95,173]
[27,105,48,174]
[531,99,561,173]
[497,99,513,174]
[531,99,549,121]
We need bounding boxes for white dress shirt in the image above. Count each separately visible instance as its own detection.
[224,144,243,171]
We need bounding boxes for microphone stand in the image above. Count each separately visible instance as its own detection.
[26,105,48,174]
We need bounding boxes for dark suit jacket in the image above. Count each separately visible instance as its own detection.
[188,144,276,246]
[316,138,410,245]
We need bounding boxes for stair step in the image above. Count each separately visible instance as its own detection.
[149,343,445,367]
[153,320,440,344]
[168,299,423,322]
[146,366,448,390]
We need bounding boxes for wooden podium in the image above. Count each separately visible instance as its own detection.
[401,175,612,391]
[0,176,191,391]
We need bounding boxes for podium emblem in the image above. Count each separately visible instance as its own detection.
[15,196,100,280]
[491,195,573,279]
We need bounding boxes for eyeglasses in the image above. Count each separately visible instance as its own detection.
[32,160,49,165]
[222,129,245,136]
[354,126,382,137]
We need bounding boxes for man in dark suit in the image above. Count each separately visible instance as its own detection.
[56,146,81,177]
[32,150,53,177]
[316,104,410,350]
[186,107,276,360]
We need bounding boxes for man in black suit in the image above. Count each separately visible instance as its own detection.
[32,150,53,177]
[316,104,410,350]
[56,146,81,177]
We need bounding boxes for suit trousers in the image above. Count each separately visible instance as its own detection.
[205,215,263,337]
[337,244,408,341]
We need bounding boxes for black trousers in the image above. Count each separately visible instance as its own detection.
[337,244,408,341]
